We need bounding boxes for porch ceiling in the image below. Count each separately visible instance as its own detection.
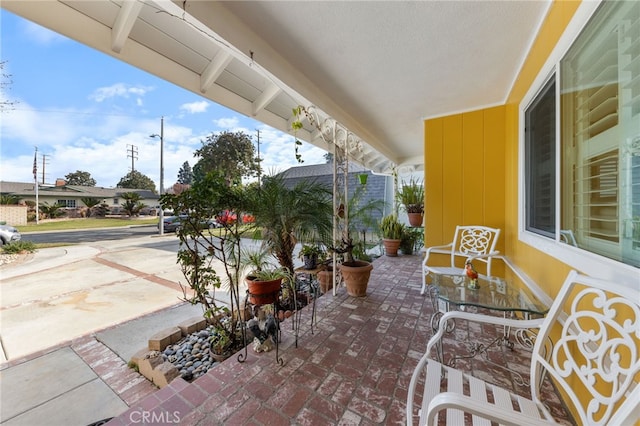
[2,0,550,174]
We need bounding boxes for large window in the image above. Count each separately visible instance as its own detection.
[525,77,556,237]
[524,0,639,268]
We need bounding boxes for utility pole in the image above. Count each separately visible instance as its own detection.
[127,144,138,172]
[33,147,39,224]
[41,154,50,184]
[150,117,164,235]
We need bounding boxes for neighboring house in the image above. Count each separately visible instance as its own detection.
[279,163,394,231]
[0,181,159,215]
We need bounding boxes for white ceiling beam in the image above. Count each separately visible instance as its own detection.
[111,0,143,54]
[200,51,232,94]
[252,83,282,116]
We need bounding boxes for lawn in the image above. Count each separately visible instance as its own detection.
[17,217,158,232]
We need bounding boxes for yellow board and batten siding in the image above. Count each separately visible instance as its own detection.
[424,0,580,294]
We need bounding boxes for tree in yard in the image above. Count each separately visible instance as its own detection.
[65,170,97,186]
[80,197,102,217]
[120,192,146,217]
[193,131,260,186]
[177,161,193,185]
[117,170,157,192]
[39,202,65,219]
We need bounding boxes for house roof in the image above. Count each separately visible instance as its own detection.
[279,163,368,180]
[1,1,551,174]
[0,181,158,200]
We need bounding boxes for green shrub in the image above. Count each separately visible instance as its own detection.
[2,240,37,254]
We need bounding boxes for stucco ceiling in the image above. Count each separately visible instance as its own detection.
[2,0,551,173]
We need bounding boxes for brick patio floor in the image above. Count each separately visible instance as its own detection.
[105,254,573,426]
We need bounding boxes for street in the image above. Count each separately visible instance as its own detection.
[20,225,162,244]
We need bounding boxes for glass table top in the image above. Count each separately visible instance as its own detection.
[432,273,549,316]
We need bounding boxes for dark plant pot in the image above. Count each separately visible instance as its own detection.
[358,173,368,185]
[338,261,373,297]
[303,254,318,270]
[407,212,424,227]
[383,238,402,257]
[246,277,282,305]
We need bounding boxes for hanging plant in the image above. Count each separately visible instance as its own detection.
[291,107,307,163]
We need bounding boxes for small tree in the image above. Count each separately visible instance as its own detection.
[65,170,97,186]
[177,161,193,185]
[39,202,65,219]
[80,197,102,217]
[160,171,249,360]
[120,192,145,216]
[117,170,157,192]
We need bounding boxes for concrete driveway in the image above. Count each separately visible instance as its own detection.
[1,235,200,362]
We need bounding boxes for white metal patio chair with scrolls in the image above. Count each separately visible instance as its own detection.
[421,225,501,295]
[406,270,640,426]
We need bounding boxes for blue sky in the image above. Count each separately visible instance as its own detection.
[0,9,326,189]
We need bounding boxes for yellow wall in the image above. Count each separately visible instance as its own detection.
[424,0,581,297]
[424,106,506,254]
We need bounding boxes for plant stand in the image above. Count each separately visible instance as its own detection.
[243,287,284,366]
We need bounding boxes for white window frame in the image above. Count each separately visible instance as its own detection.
[518,0,639,286]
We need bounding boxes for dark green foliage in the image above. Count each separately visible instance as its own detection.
[65,170,96,186]
[120,192,146,216]
[80,197,101,217]
[177,161,193,185]
[117,170,157,192]
[1,240,36,254]
[246,174,333,274]
[0,193,20,205]
[193,131,260,186]
[39,202,65,219]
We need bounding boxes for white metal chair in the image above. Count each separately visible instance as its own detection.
[560,229,578,247]
[406,270,640,426]
[421,225,500,295]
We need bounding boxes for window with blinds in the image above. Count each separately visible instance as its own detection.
[559,0,639,267]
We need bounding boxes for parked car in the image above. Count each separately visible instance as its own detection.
[0,224,22,245]
[158,215,221,232]
[158,215,186,232]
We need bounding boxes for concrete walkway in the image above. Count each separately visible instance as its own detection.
[0,236,206,425]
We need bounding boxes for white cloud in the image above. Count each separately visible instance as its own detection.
[213,117,239,129]
[89,83,154,102]
[22,20,66,45]
[180,101,209,114]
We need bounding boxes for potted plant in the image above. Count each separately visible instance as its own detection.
[400,227,423,255]
[335,237,374,297]
[245,267,292,306]
[398,177,424,227]
[298,244,323,270]
[240,247,291,306]
[380,214,405,257]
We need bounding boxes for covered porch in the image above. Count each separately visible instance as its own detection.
[104,254,572,425]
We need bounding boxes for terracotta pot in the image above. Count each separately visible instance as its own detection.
[246,277,282,305]
[407,212,424,227]
[383,238,401,257]
[339,261,373,297]
[318,269,334,293]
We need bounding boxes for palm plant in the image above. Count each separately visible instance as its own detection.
[246,174,333,275]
